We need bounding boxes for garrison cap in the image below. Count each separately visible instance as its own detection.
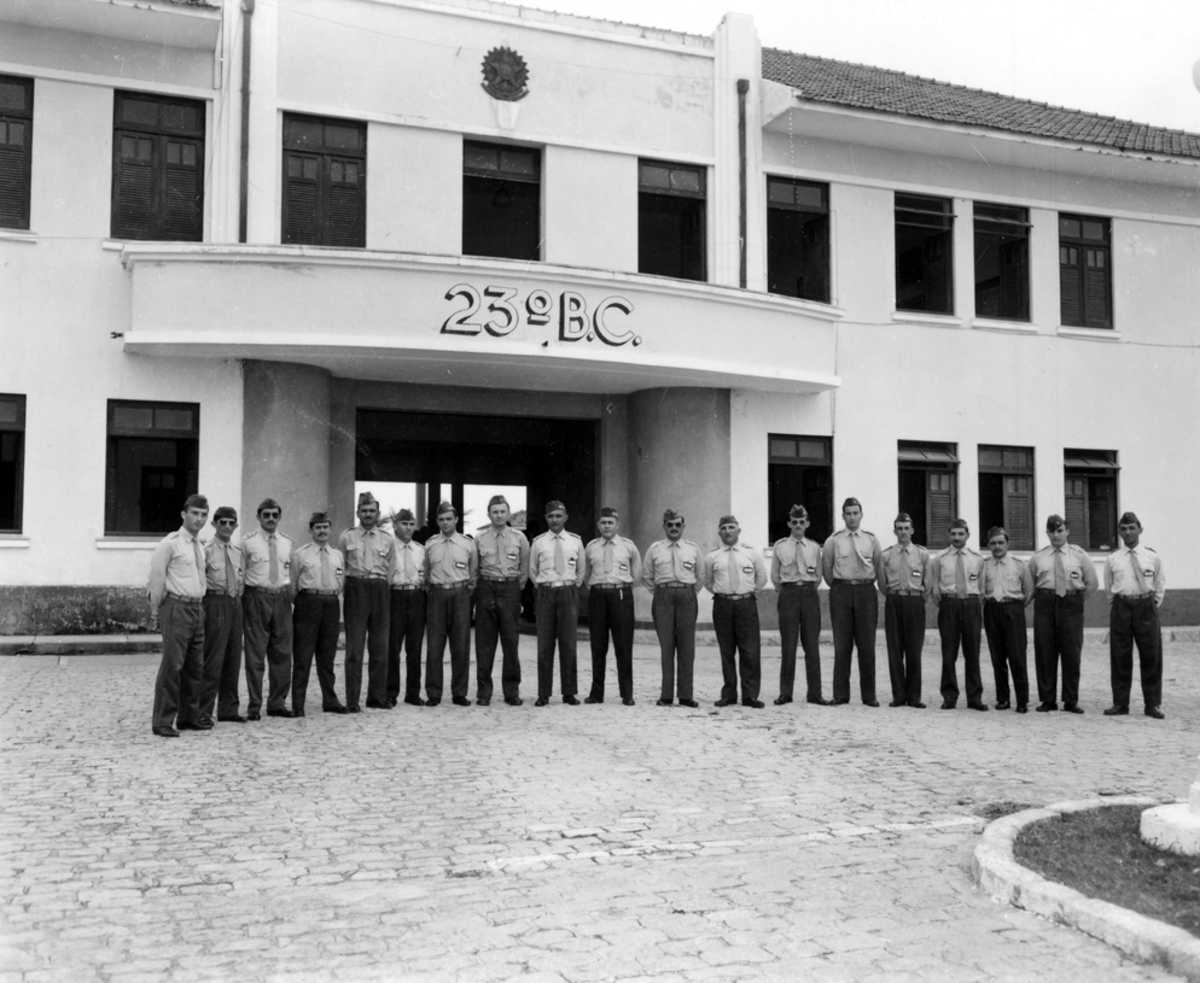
[841,497,862,511]
[788,504,808,520]
[949,517,969,532]
[213,505,238,523]
[395,508,416,522]
[986,526,1008,542]
[308,511,330,528]
[662,509,684,524]
[718,514,738,526]
[256,498,281,515]
[184,493,209,511]
[357,491,378,507]
[893,512,913,525]
[544,500,567,514]
[1118,511,1142,527]
[1045,514,1068,531]
[487,495,509,510]
[599,506,619,519]
[435,500,457,517]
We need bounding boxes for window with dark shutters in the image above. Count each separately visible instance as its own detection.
[0,394,25,533]
[898,441,959,548]
[978,445,1035,549]
[766,177,830,303]
[0,75,33,230]
[1063,449,1119,551]
[282,114,366,248]
[105,400,199,536]
[767,434,834,544]
[638,159,706,281]
[111,92,204,241]
[1059,214,1112,328]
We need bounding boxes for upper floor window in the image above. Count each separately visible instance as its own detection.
[898,440,958,548]
[767,435,833,545]
[0,76,33,230]
[974,203,1029,321]
[112,92,204,241]
[978,445,1034,550]
[282,114,366,248]
[766,177,830,303]
[1063,449,1118,551]
[638,159,706,282]
[895,193,953,315]
[1059,214,1112,329]
[462,140,540,261]
[0,394,25,534]
[105,400,199,536]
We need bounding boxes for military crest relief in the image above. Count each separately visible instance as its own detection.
[481,46,529,102]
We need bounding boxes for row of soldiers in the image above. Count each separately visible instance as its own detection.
[146,492,1166,737]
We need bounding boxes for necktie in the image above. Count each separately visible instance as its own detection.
[1053,549,1067,597]
[495,532,504,571]
[1129,550,1148,594]
[898,547,912,589]
[402,544,413,583]
[991,560,1003,601]
[192,538,204,595]
[725,548,739,592]
[553,535,566,577]
[268,535,279,587]
[954,551,967,596]
[670,543,681,581]
[603,541,613,577]
[320,546,332,591]
[224,544,236,597]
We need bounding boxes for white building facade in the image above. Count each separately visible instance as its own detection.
[1,0,1198,632]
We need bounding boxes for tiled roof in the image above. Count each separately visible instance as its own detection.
[762,48,1200,161]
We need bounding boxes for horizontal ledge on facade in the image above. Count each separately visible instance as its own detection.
[95,538,158,551]
[969,317,1039,335]
[0,536,30,549]
[1058,325,1123,342]
[0,229,37,245]
[890,310,965,328]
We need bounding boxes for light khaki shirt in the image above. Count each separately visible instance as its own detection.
[203,539,244,597]
[705,542,768,595]
[242,530,293,589]
[770,536,822,586]
[529,530,585,587]
[1028,544,1099,595]
[148,527,206,607]
[929,546,985,599]
[338,526,394,579]
[475,526,530,582]
[425,533,477,586]
[821,528,882,583]
[1105,543,1165,606]
[876,543,930,594]
[291,543,344,593]
[641,539,706,589]
[980,554,1033,602]
[583,535,642,587]
[390,539,427,588]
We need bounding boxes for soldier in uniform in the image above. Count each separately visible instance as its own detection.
[339,491,394,711]
[291,512,347,716]
[1103,511,1166,719]
[423,501,476,706]
[583,506,640,706]
[771,504,827,706]
[875,512,929,708]
[929,518,987,711]
[202,506,245,725]
[979,526,1033,713]
[821,498,882,707]
[474,495,529,706]
[529,500,584,706]
[641,509,705,708]
[1027,514,1099,713]
[148,493,209,737]
[705,514,768,708]
[242,498,294,719]
[388,508,427,707]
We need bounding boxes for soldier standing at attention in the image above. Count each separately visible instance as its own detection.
[148,493,209,737]
[242,498,294,719]
[424,501,476,707]
[641,509,705,709]
[1103,511,1166,719]
[340,491,394,711]
[929,518,987,711]
[582,507,641,706]
[474,495,529,706]
[771,504,827,706]
[875,512,929,709]
[530,500,585,707]
[388,508,427,707]
[706,514,768,709]
[202,506,245,725]
[821,498,882,707]
[290,512,347,716]
[979,526,1033,713]
[1027,514,1099,713]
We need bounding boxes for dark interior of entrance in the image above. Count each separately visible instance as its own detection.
[355,409,598,542]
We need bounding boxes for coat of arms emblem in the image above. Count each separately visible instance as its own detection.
[481,46,529,102]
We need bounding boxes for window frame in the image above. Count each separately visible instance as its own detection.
[977,444,1035,550]
[637,158,707,282]
[895,192,955,315]
[1058,212,1112,329]
[766,176,831,303]
[281,112,368,248]
[0,393,26,534]
[1063,448,1119,551]
[0,75,34,230]
[767,434,833,545]
[104,399,200,537]
[973,202,1030,322]
[461,138,542,262]
[897,440,959,549]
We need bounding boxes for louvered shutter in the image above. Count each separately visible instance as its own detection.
[926,473,955,549]
[1059,246,1081,326]
[282,151,320,244]
[325,155,365,247]
[1064,479,1087,542]
[1004,476,1033,550]
[113,134,157,239]
[1083,248,1110,328]
[163,138,203,241]
[0,136,29,228]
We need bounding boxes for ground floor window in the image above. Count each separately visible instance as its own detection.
[1064,449,1118,551]
[977,444,1034,550]
[0,393,25,532]
[767,435,832,545]
[898,440,958,548]
[105,400,199,536]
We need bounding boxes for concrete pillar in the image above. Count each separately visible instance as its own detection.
[598,395,631,525]
[241,361,333,544]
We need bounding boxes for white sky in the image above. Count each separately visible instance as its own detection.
[529,0,1200,133]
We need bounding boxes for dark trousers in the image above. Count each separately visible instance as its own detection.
[344,578,390,708]
[291,592,342,713]
[242,588,292,713]
[475,580,522,702]
[153,597,204,730]
[777,583,821,701]
[713,595,761,703]
[1033,590,1085,706]
[830,581,877,703]
[652,586,697,702]
[536,586,579,700]
[938,597,983,706]
[984,599,1029,707]
[1109,596,1162,708]
[201,593,243,721]
[388,588,427,703]
[587,586,635,701]
[884,593,925,705]
[426,585,471,702]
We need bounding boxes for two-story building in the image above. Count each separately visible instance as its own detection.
[1,0,1197,632]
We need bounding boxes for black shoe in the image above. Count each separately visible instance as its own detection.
[505,697,524,706]
[563,696,580,706]
[177,719,213,731]
[909,701,927,709]
[656,698,673,707]
[1103,705,1129,716]
[940,701,956,710]
[323,704,349,714]
[365,700,389,709]
[742,699,765,709]
[347,705,362,713]
[534,697,549,707]
[452,696,471,707]
[387,698,398,708]
[863,700,880,707]
[422,700,439,707]
[967,703,988,712]
[403,696,423,707]
[622,698,635,706]
[476,699,491,707]
[831,698,849,705]
[247,710,261,721]
[714,698,734,707]
[774,695,793,706]
[807,696,832,706]
[1145,706,1165,719]
[888,700,906,708]
[584,696,603,704]
[1035,702,1056,712]
[994,701,1011,711]
[217,714,247,723]
[266,708,294,718]
[1016,704,1028,713]
[679,699,699,708]
[153,726,179,738]
[1063,704,1084,714]
[293,709,306,718]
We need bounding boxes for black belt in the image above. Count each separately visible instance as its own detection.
[984,597,1024,604]
[538,582,575,589]
[1036,588,1081,597]
[245,585,288,595]
[346,575,389,581]
[165,591,203,604]
[890,589,923,596]
[205,590,239,599]
[1115,593,1154,603]
[939,594,979,601]
[431,581,469,590]
[657,582,694,589]
[391,584,421,591]
[590,584,631,591]
[714,592,755,601]
[780,582,818,589]
[481,576,521,583]
[834,578,874,586]
[299,589,339,597]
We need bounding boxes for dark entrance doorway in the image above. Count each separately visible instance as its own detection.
[355,409,598,542]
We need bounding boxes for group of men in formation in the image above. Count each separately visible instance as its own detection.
[147,490,1167,738]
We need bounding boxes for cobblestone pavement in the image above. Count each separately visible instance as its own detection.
[2,635,1197,982]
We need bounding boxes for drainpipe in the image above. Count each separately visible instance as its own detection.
[238,0,255,243]
[736,78,749,289]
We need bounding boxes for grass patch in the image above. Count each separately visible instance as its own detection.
[1013,804,1200,938]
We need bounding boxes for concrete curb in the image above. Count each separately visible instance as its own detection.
[973,796,1200,981]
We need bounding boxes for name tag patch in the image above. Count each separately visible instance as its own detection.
[618,561,629,573]
[682,559,695,571]
[742,565,754,574]
[806,565,817,575]
[454,560,467,570]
